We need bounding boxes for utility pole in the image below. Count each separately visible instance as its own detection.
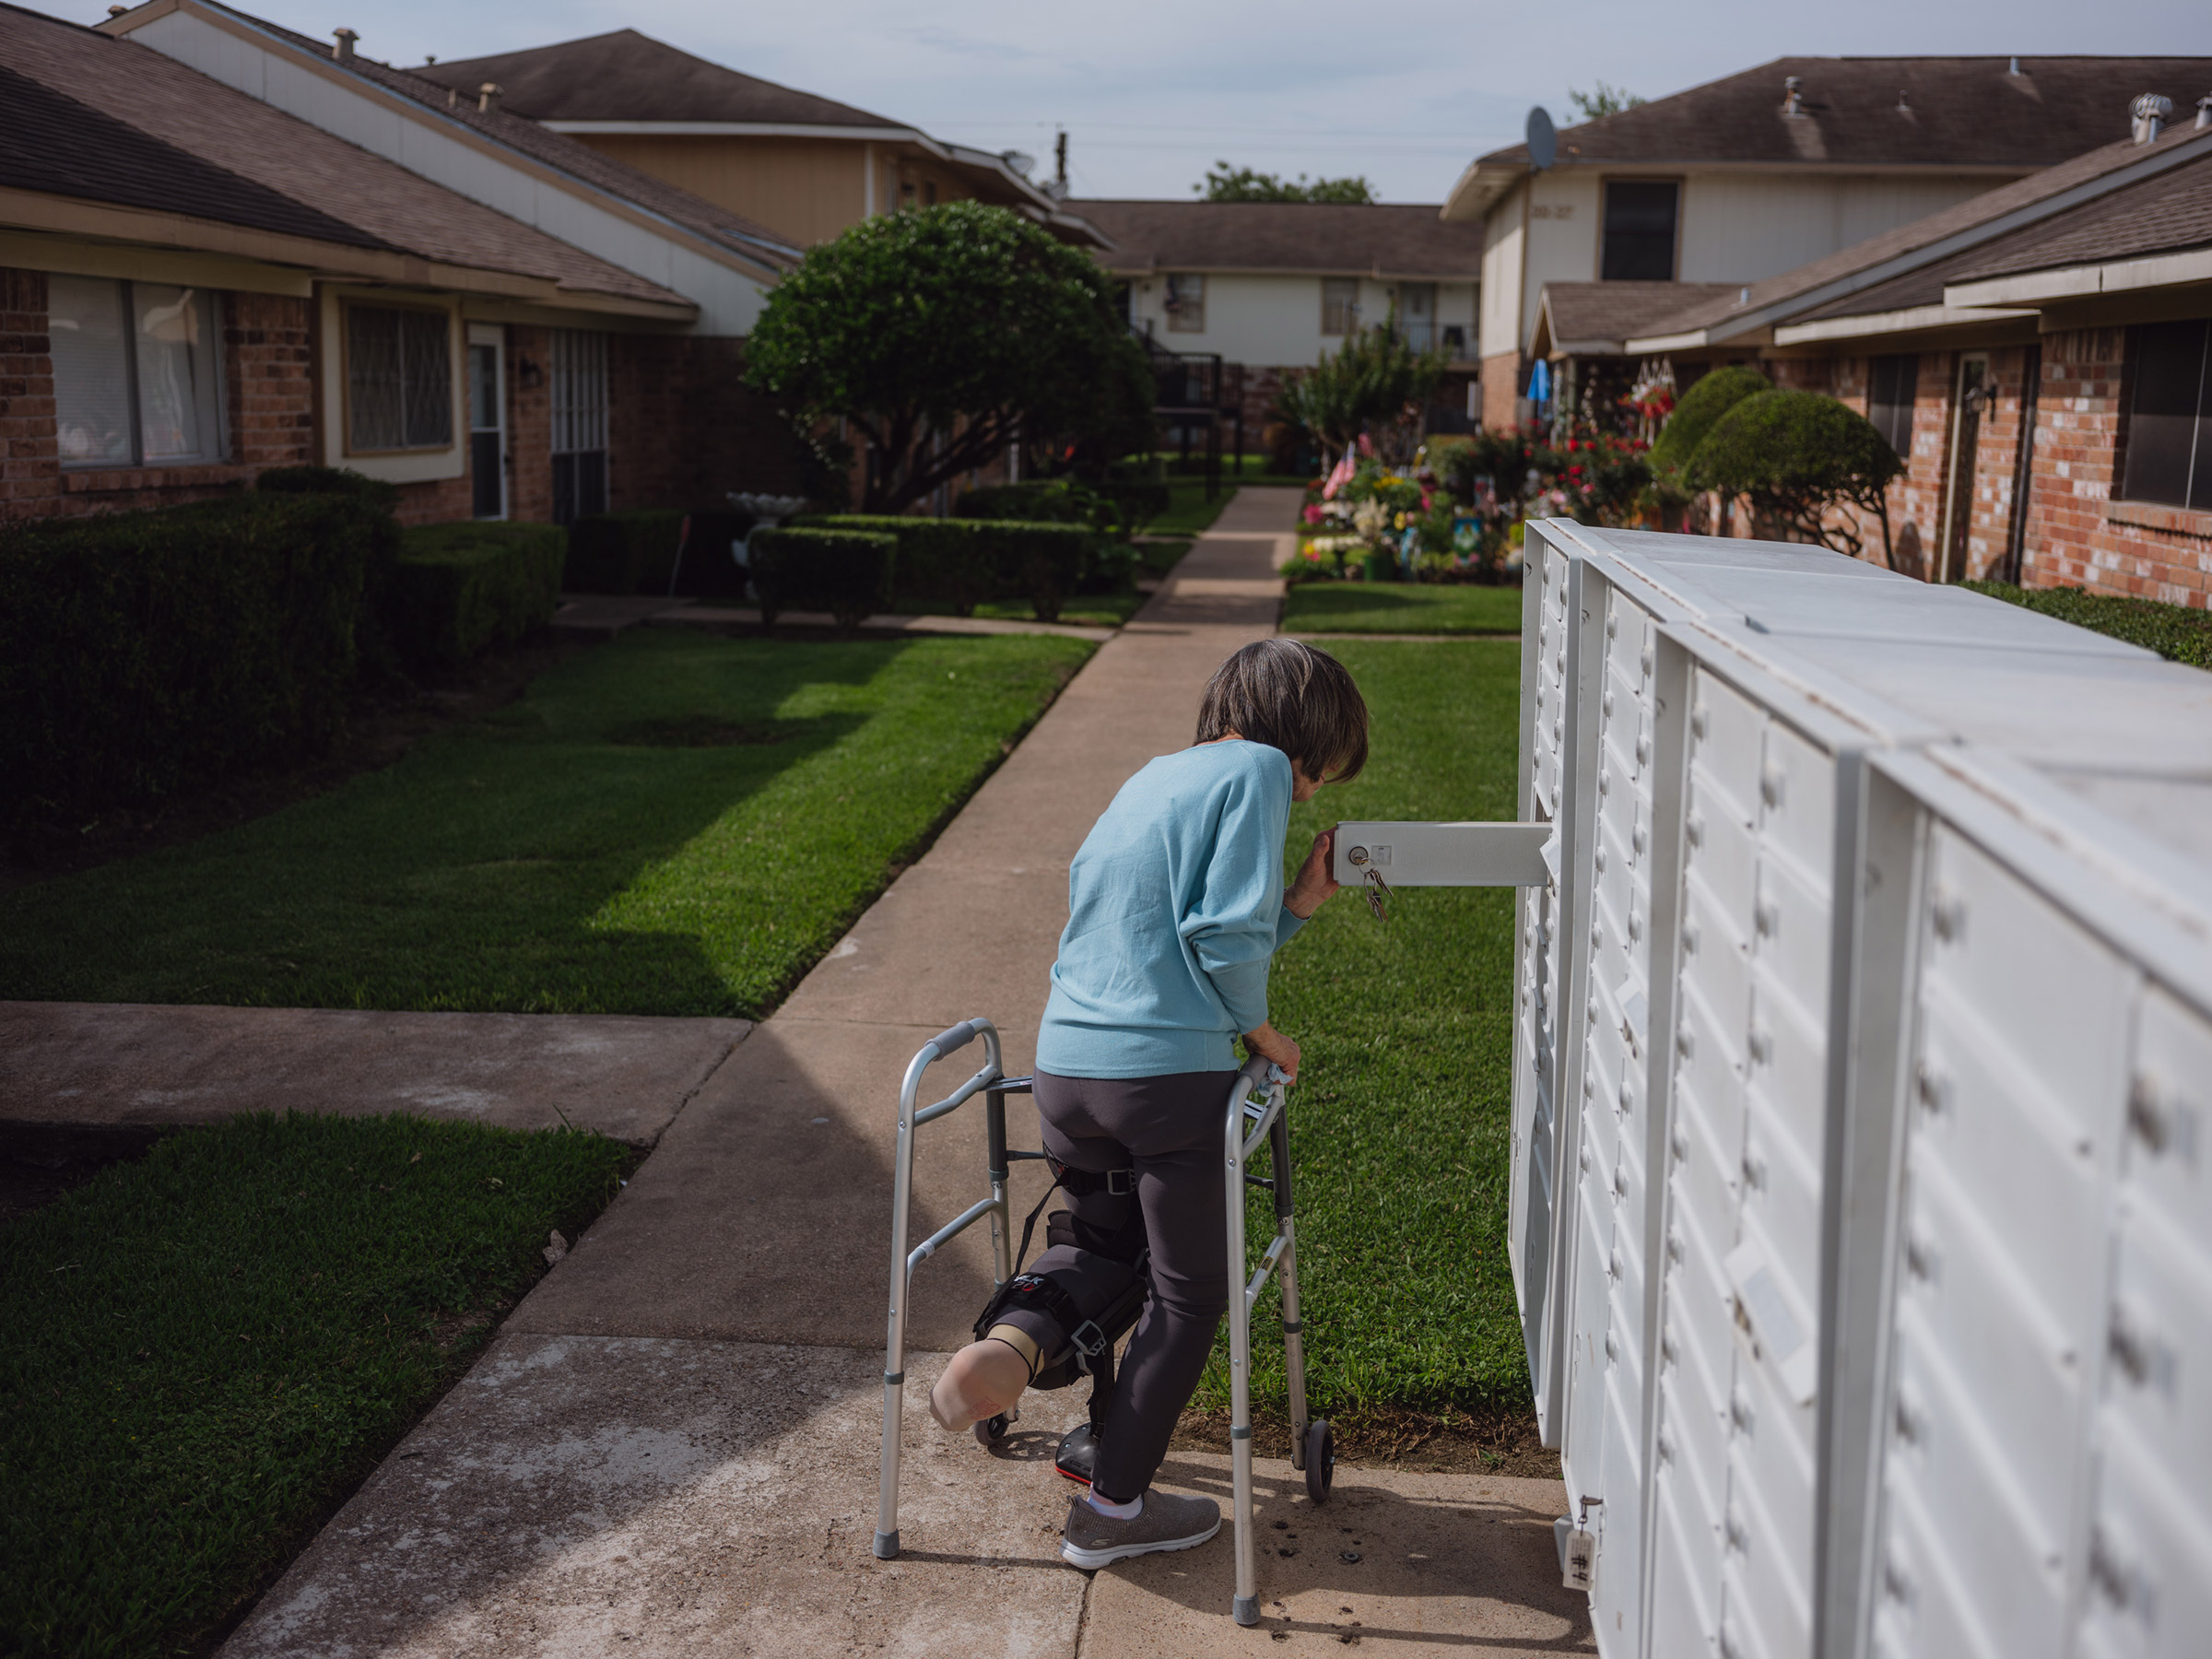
[1054,129,1068,194]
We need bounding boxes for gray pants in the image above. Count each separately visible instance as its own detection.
[999,1069,1232,1504]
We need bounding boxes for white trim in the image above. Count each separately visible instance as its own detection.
[320,284,466,483]
[1944,246,2212,308]
[545,120,916,142]
[1772,302,2038,345]
[0,230,312,297]
[464,322,507,520]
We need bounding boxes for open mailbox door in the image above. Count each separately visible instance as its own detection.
[1330,821,1554,889]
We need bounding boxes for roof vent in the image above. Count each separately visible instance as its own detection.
[106,4,126,15]
[2198,94,2211,132]
[332,28,356,64]
[477,81,503,114]
[1783,76,1804,117]
[2009,56,2022,76]
[1896,88,1912,113]
[2132,92,2172,144]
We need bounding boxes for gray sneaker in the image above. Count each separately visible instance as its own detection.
[1061,1489,1222,1569]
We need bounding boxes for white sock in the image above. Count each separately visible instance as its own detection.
[1085,1488,1143,1521]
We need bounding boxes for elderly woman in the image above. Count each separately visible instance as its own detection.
[930,638,1368,1569]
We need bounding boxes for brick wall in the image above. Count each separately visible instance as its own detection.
[507,325,553,523]
[0,267,55,520]
[1481,348,1522,431]
[227,291,313,469]
[2020,327,2212,607]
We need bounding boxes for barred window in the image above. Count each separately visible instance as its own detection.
[1866,354,1918,457]
[550,328,609,524]
[2124,319,2211,510]
[1321,277,1359,335]
[347,304,452,452]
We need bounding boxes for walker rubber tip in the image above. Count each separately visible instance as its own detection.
[1233,1594,1260,1627]
[872,1529,900,1559]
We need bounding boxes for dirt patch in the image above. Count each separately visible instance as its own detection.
[0,1121,171,1227]
[1174,1403,1558,1479]
[1,637,587,889]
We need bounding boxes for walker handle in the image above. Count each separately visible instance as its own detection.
[926,1018,986,1058]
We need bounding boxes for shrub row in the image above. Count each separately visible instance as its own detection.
[0,490,379,830]
[797,514,1093,622]
[1964,581,2212,670]
[390,522,566,666]
[563,508,752,597]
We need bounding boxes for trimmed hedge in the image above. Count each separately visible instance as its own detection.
[564,509,686,595]
[981,520,1090,622]
[747,526,897,631]
[956,481,1093,524]
[1965,581,2212,670]
[388,523,566,666]
[802,514,998,615]
[0,492,379,830]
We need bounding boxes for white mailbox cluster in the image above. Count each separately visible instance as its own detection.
[1510,520,2212,1659]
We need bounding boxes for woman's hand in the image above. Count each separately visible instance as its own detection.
[1243,1022,1301,1084]
[1285,825,1341,919]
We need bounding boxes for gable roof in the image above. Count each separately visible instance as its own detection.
[0,54,385,251]
[1070,200,1483,278]
[1535,282,1739,356]
[1445,55,2212,220]
[1621,120,2212,351]
[414,29,899,131]
[123,5,801,275]
[3,4,693,314]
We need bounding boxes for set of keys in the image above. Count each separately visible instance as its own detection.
[1345,844,1391,922]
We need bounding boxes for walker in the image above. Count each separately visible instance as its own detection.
[872,1024,1334,1626]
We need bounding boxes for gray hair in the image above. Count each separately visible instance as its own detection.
[1194,639,1369,784]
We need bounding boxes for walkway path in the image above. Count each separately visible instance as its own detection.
[16,488,1586,1655]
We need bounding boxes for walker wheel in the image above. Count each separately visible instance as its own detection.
[1304,1420,1335,1504]
[974,1412,1010,1446]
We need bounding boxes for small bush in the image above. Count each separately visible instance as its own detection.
[804,514,998,615]
[747,526,897,631]
[1965,581,2212,670]
[1650,365,1770,476]
[980,520,1092,622]
[388,523,566,665]
[0,493,381,830]
[1687,390,1902,564]
[563,509,687,594]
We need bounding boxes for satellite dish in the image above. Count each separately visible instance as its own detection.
[1526,107,1557,171]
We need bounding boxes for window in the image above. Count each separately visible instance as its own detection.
[2124,319,2212,509]
[1601,181,1678,282]
[1321,276,1359,335]
[1867,354,1918,457]
[1396,282,1437,351]
[50,275,223,467]
[346,304,452,452]
[550,328,608,524]
[1164,273,1206,334]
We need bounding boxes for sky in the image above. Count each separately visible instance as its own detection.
[77,0,2212,203]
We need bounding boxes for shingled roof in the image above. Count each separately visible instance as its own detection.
[1950,149,2212,283]
[1618,121,2212,349]
[1535,283,1740,355]
[1447,56,2212,221]
[1069,200,1483,278]
[413,29,900,130]
[181,6,801,272]
[4,5,693,312]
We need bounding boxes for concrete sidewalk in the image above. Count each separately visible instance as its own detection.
[87,487,1583,1656]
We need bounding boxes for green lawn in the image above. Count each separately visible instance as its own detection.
[0,630,1092,1017]
[1197,640,1527,1417]
[892,593,1144,628]
[1282,582,1526,636]
[1,1112,633,1659]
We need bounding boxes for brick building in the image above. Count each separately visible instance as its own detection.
[1611,116,2212,605]
[3,3,802,528]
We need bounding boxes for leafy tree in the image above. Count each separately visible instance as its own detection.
[1568,81,1646,121]
[1649,365,1769,476]
[746,201,1156,514]
[1685,390,1905,566]
[1196,162,1378,205]
[1276,316,1445,463]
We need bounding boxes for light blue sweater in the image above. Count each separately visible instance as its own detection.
[1037,740,1306,1078]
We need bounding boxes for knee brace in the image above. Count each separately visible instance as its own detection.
[972,1217,1148,1393]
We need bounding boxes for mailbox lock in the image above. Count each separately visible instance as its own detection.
[1347,845,1369,867]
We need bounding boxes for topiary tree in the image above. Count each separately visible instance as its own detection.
[746,202,1156,515]
[1685,389,1905,566]
[1648,364,1770,476]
